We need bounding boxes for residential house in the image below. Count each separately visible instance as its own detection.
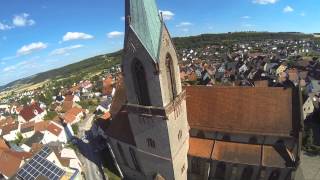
[63,107,84,125]
[60,148,82,172]
[102,76,115,97]
[0,104,10,115]
[34,121,50,133]
[42,122,67,144]
[19,121,35,139]
[0,146,32,179]
[96,99,112,113]
[14,146,80,180]
[0,118,19,141]
[65,95,80,103]
[21,131,44,152]
[18,103,46,123]
[68,84,81,95]
[62,95,81,112]
[79,80,93,93]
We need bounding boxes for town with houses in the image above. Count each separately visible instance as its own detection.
[0,37,320,179]
[1,0,320,180]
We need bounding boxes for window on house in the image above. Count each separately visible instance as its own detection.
[117,143,128,166]
[178,130,182,140]
[129,147,141,172]
[268,170,281,180]
[240,166,253,180]
[146,138,156,148]
[191,158,201,175]
[166,54,177,101]
[132,59,151,106]
[214,162,226,180]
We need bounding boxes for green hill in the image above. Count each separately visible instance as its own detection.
[0,32,314,92]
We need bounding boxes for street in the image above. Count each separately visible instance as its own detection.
[76,114,107,180]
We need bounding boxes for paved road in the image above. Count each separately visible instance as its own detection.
[76,114,106,180]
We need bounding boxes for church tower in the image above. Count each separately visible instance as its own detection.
[121,0,189,179]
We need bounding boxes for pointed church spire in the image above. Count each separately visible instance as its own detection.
[125,0,162,61]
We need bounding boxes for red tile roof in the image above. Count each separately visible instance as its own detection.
[211,141,261,165]
[63,100,74,112]
[47,123,62,137]
[0,149,31,178]
[103,76,114,96]
[0,150,22,178]
[63,107,83,124]
[34,121,50,132]
[186,86,293,136]
[188,137,214,159]
[0,138,9,150]
[20,121,35,133]
[19,103,43,122]
[0,118,18,135]
[64,95,74,102]
[31,143,44,154]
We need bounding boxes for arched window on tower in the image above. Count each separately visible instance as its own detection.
[165,54,177,101]
[132,59,151,106]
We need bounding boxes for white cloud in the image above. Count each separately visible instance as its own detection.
[182,28,189,32]
[62,32,94,42]
[300,12,306,17]
[0,22,12,30]
[1,55,17,61]
[121,16,125,21]
[50,44,84,56]
[2,58,39,73]
[253,0,278,5]
[241,16,251,19]
[3,65,16,72]
[159,10,175,21]
[107,31,124,38]
[13,13,35,27]
[17,42,48,56]
[176,22,193,27]
[242,23,256,27]
[283,6,294,13]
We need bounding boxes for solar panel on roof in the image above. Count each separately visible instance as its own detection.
[17,146,66,180]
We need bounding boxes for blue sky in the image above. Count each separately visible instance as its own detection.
[0,0,319,85]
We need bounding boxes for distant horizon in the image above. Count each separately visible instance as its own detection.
[0,30,318,87]
[1,0,319,85]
